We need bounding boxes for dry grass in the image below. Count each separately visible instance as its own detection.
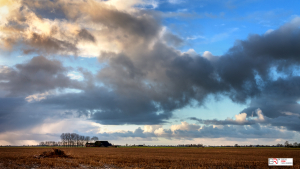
[0,147,299,168]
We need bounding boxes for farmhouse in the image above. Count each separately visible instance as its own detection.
[85,141,113,147]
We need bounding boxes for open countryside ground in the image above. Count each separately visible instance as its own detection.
[0,147,299,169]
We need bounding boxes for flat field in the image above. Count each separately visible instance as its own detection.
[0,147,299,168]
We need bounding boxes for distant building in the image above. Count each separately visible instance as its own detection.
[85,141,113,147]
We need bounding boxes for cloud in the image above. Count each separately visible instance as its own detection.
[0,115,297,145]
[186,35,206,40]
[189,109,266,126]
[282,111,300,117]
[93,121,295,140]
[0,97,49,133]
[264,29,274,35]
[103,0,159,10]
[1,0,163,57]
[40,86,173,125]
[1,0,300,139]
[24,33,78,55]
[25,92,52,102]
[240,76,300,118]
[190,109,300,132]
[214,17,300,105]
[256,109,264,121]
[162,32,184,47]
[77,29,96,43]
[16,11,300,130]
[170,121,200,132]
[144,125,162,133]
[0,117,107,145]
[0,56,83,97]
[0,1,81,55]
[235,113,247,123]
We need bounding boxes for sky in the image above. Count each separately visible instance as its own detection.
[1,0,300,146]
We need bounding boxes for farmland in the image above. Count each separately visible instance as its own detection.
[0,147,299,168]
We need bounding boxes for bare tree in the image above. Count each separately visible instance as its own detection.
[71,133,77,147]
[91,136,99,142]
[75,134,80,147]
[79,135,85,147]
[60,133,66,147]
[58,141,62,146]
[58,133,96,147]
[85,136,90,144]
[284,141,289,147]
[65,133,71,147]
[293,142,298,147]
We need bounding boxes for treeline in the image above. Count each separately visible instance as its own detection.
[39,141,62,146]
[39,133,99,147]
[178,144,204,147]
[284,141,300,148]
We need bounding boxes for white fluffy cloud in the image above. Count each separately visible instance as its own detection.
[229,109,265,123]
[154,128,166,135]
[170,121,200,132]
[234,113,247,123]
[255,109,265,122]
[144,125,162,133]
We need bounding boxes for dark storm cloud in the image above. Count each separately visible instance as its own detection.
[240,76,300,118]
[89,43,225,124]
[0,97,48,133]
[36,17,300,127]
[216,18,300,104]
[0,56,82,96]
[36,41,224,125]
[270,115,300,131]
[0,97,25,118]
[40,86,172,125]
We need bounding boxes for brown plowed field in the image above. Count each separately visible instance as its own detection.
[0,147,299,168]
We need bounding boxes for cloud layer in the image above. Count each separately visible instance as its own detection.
[1,0,300,144]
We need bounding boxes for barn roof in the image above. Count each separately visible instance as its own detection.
[95,141,112,147]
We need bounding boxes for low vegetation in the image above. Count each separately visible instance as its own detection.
[35,148,72,159]
[0,147,299,168]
